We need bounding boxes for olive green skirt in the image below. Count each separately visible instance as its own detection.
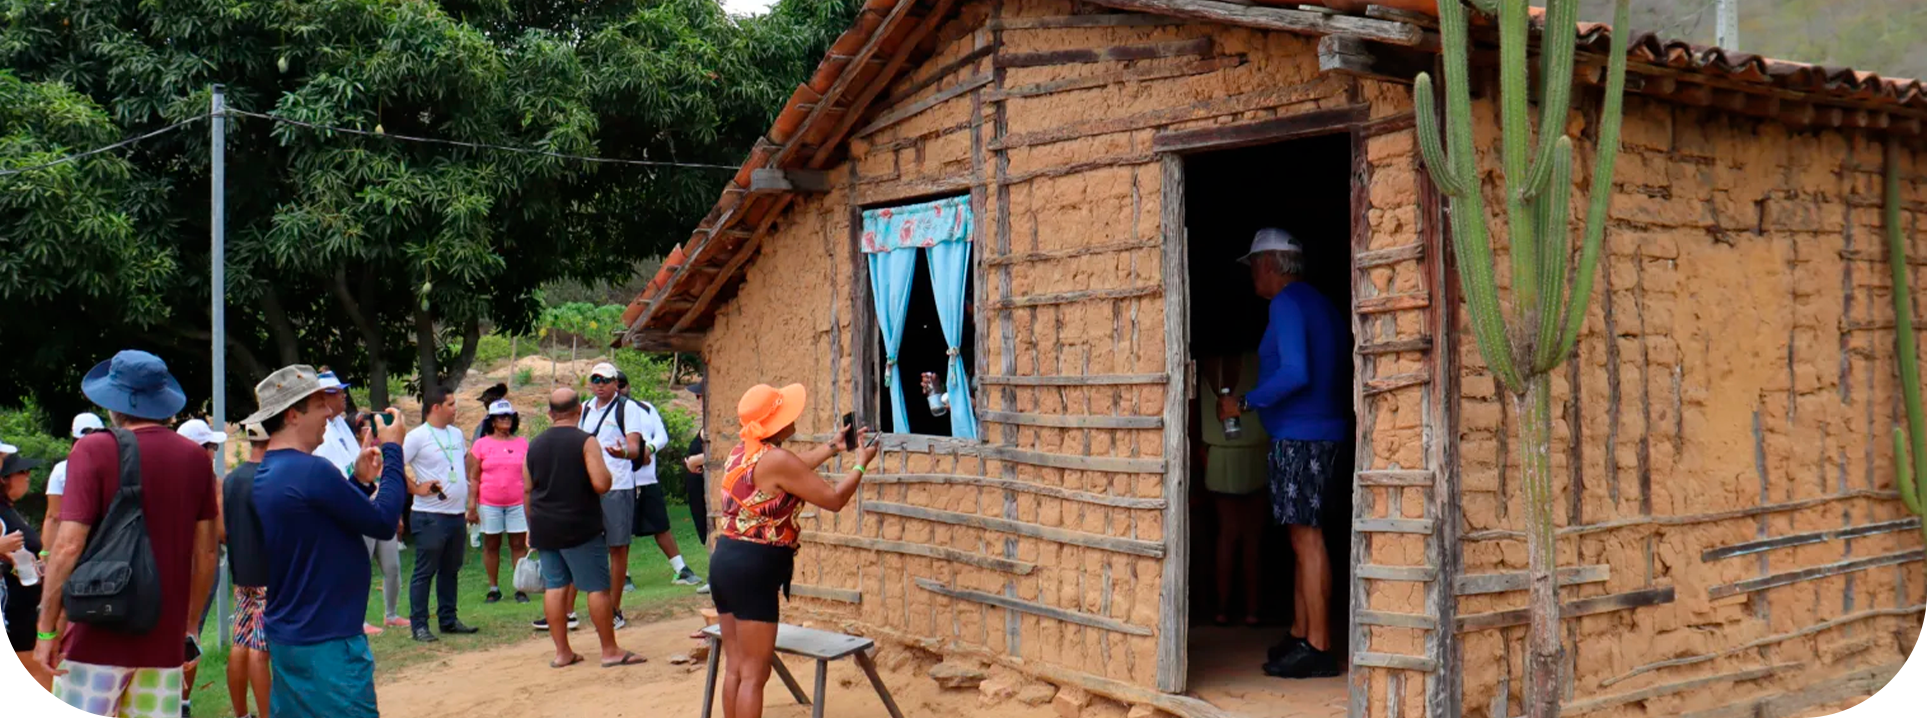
[1204,444,1269,496]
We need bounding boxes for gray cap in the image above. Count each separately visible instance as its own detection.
[1237,227,1304,265]
[240,365,325,427]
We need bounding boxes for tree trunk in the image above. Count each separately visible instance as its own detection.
[331,266,390,409]
[257,286,302,365]
[444,317,482,388]
[1513,372,1564,718]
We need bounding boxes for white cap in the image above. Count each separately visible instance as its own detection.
[0,442,16,454]
[71,412,105,439]
[487,399,516,416]
[590,362,621,380]
[177,419,228,445]
[1237,227,1304,265]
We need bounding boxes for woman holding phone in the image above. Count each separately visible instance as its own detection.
[710,384,876,718]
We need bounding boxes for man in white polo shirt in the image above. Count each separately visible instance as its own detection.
[579,363,683,628]
[402,386,479,642]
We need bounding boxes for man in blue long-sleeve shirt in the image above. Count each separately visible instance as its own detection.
[240,365,410,718]
[1221,228,1351,680]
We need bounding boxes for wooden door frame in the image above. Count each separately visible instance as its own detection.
[1153,103,1371,694]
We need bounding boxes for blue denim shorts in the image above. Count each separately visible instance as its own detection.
[269,635,377,718]
[540,538,612,593]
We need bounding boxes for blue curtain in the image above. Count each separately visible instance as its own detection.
[925,240,978,438]
[867,248,918,433]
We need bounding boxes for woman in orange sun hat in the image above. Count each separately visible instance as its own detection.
[708,383,877,718]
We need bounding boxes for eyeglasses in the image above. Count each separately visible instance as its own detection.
[80,428,103,436]
[590,376,614,385]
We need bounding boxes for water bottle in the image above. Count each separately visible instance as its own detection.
[469,522,482,548]
[1219,387,1244,440]
[922,372,950,417]
[10,549,39,586]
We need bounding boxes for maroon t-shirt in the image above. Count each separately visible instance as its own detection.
[59,426,217,668]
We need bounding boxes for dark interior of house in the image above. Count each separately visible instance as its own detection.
[1182,133,1357,700]
[877,243,977,437]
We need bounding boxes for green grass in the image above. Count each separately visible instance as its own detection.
[188,510,711,716]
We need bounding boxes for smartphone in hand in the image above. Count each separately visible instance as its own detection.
[841,412,857,450]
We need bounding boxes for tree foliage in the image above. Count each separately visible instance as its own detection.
[0,0,856,419]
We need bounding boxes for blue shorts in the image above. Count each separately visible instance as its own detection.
[541,538,612,593]
[270,635,377,718]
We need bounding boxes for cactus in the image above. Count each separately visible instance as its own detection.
[1412,1,1631,717]
[1887,139,1927,545]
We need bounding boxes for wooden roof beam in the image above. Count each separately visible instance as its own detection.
[669,194,798,334]
[1080,0,1429,47]
[770,0,923,169]
[806,0,964,168]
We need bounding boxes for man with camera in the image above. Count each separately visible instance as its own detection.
[313,368,406,635]
[245,364,409,718]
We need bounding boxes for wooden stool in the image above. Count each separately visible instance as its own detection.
[699,623,904,718]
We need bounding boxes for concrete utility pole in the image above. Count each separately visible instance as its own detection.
[1716,0,1740,50]
[210,84,232,648]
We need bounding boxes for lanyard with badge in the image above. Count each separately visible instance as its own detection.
[426,426,461,497]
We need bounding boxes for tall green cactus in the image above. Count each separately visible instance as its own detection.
[1886,139,1927,546]
[1412,2,1632,717]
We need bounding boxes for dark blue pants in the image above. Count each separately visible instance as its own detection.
[409,511,466,628]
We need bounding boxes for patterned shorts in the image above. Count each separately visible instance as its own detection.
[233,585,268,651]
[1268,439,1342,527]
[53,661,183,718]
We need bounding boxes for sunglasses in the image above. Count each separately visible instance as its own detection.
[590,376,615,385]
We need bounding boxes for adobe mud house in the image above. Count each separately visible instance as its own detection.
[620,1,1927,716]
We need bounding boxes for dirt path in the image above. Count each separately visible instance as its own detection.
[375,613,1059,718]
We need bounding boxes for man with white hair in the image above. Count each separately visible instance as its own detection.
[1222,228,1351,679]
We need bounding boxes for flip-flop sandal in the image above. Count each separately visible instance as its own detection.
[688,630,709,640]
[551,655,585,669]
[602,652,648,668]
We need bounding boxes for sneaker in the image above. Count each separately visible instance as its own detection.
[440,620,480,635]
[515,591,531,603]
[1268,636,1312,665]
[672,568,704,587]
[1264,644,1341,679]
[569,613,581,630]
[696,583,711,595]
[532,613,581,631]
[363,623,384,636]
[485,588,503,604]
[412,625,438,643]
[613,611,628,630]
[623,577,637,593]
[385,615,409,627]
[181,702,192,718]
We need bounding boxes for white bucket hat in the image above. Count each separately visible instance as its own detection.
[1236,227,1304,265]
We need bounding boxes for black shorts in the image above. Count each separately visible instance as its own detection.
[709,537,795,623]
[633,483,672,537]
[5,583,40,652]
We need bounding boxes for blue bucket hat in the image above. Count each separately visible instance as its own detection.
[82,350,187,421]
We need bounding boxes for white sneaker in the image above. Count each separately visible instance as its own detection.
[613,611,628,630]
[696,583,711,595]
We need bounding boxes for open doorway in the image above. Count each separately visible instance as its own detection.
[1181,133,1357,715]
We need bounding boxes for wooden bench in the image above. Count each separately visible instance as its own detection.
[699,623,905,718]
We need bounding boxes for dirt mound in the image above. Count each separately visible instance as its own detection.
[374,614,1062,718]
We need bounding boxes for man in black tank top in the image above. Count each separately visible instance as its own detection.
[526,388,646,668]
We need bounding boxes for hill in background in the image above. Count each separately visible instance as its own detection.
[1577,0,1927,80]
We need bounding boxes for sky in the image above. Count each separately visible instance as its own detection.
[721,0,778,16]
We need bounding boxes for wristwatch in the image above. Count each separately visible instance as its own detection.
[1238,396,1251,413]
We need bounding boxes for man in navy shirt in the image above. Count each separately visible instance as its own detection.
[1222,228,1351,679]
[244,365,409,718]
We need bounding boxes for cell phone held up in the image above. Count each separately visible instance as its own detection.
[841,412,857,451]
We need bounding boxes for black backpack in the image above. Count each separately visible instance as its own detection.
[62,428,163,634]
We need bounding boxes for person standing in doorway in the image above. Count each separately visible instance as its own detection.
[1223,229,1351,679]
[527,389,645,668]
[42,412,107,550]
[35,351,219,718]
[1199,350,1270,627]
[469,399,531,603]
[404,387,480,642]
[222,424,272,718]
[246,364,409,718]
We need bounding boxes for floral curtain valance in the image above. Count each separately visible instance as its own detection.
[860,195,972,254]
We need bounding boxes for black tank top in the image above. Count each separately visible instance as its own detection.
[527,426,602,550]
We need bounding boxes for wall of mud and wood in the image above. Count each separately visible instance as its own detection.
[701,0,1425,706]
[1451,95,1927,718]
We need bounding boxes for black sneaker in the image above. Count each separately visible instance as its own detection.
[672,568,704,586]
[485,588,503,604]
[1267,636,1313,664]
[440,620,480,635]
[1265,644,1341,679]
[514,591,530,603]
[412,625,438,643]
[181,702,191,718]
[532,612,581,631]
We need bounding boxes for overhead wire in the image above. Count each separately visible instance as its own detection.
[1,108,745,180]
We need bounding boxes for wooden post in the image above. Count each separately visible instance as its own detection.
[509,335,518,385]
[1155,153,1192,693]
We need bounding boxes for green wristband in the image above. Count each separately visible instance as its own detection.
[852,464,866,474]
[36,631,56,641]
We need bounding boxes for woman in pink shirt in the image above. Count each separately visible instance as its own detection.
[468,399,531,603]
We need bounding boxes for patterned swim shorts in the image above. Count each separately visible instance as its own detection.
[233,585,268,651]
[1267,439,1342,527]
[53,661,183,718]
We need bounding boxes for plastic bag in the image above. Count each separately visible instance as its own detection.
[513,553,545,595]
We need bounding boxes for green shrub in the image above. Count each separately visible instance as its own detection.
[512,367,533,388]
[470,334,518,370]
[609,349,699,505]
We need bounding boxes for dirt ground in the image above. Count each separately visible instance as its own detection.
[375,613,1060,718]
[1186,626,1347,718]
